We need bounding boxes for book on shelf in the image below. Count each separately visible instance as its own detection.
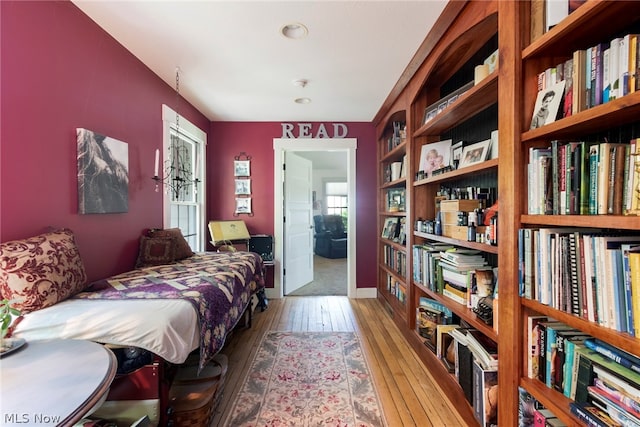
[466,329,498,371]
[449,328,474,405]
[584,338,640,375]
[527,315,550,379]
[533,408,558,427]
[628,247,640,337]
[472,358,498,427]
[551,330,591,393]
[587,384,640,425]
[564,338,588,398]
[416,305,447,352]
[569,401,622,427]
[591,377,640,416]
[436,324,459,372]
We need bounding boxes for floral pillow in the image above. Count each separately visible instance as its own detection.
[0,229,87,313]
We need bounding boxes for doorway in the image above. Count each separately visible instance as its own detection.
[272,138,357,299]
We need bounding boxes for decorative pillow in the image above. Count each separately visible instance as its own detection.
[135,235,176,268]
[0,229,87,313]
[148,228,194,260]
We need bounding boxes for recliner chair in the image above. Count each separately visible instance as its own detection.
[313,214,347,259]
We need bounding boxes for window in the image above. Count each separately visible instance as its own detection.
[325,181,348,225]
[163,105,206,251]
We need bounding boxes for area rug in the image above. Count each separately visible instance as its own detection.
[225,331,385,426]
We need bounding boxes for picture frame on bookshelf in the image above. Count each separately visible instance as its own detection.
[529,80,566,130]
[451,140,464,169]
[419,139,452,177]
[423,108,437,125]
[381,217,397,240]
[459,139,492,168]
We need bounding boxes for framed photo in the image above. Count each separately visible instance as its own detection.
[423,108,437,125]
[235,197,252,214]
[381,217,398,240]
[451,140,464,169]
[459,139,492,168]
[529,80,566,130]
[234,178,251,195]
[234,160,251,177]
[418,139,452,177]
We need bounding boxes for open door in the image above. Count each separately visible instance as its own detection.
[283,152,314,294]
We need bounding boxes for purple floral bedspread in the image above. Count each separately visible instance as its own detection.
[74,251,265,369]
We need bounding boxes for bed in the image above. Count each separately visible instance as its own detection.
[2,228,265,425]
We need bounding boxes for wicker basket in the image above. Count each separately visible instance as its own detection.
[168,354,227,426]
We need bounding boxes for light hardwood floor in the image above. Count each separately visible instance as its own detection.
[211,296,468,426]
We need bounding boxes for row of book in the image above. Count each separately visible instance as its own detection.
[527,139,640,216]
[519,228,640,336]
[412,244,494,310]
[519,387,566,427]
[383,244,406,278]
[526,316,640,426]
[386,273,406,305]
[536,32,639,121]
[415,297,498,427]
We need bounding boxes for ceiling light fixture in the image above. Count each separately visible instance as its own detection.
[281,23,308,39]
[295,97,311,104]
[292,79,308,88]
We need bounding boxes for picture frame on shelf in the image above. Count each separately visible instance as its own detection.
[381,217,398,240]
[451,140,464,169]
[529,80,566,130]
[234,178,251,195]
[459,139,492,168]
[418,139,452,177]
[423,108,437,125]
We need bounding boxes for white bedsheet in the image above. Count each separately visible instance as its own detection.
[13,298,200,364]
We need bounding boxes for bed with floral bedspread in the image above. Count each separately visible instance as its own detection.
[75,251,265,369]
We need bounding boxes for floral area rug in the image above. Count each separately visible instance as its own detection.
[226,331,386,426]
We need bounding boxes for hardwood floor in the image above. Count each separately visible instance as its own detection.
[211,296,468,426]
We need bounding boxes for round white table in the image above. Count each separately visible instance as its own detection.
[1,339,117,426]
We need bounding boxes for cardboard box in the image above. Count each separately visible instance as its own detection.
[439,199,481,213]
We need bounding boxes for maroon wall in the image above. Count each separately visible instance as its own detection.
[0,1,210,282]
[209,122,377,289]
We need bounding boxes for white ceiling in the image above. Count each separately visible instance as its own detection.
[71,0,447,122]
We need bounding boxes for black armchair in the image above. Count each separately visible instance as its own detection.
[313,215,347,259]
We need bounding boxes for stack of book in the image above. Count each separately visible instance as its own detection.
[526,316,640,426]
[439,249,491,308]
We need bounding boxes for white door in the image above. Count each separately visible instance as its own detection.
[284,152,314,294]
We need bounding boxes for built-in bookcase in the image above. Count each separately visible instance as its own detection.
[375,1,640,426]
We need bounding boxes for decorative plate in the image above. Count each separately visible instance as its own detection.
[0,337,26,357]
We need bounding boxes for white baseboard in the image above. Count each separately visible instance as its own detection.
[355,287,377,299]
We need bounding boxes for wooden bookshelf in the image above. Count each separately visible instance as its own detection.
[375,1,640,426]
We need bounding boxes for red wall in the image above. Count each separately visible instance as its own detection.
[209,122,378,289]
[0,1,210,282]
[1,2,378,289]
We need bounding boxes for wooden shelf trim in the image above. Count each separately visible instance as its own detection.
[522,92,640,143]
[381,139,407,162]
[414,72,498,138]
[413,158,498,186]
[522,297,640,357]
[519,378,583,427]
[414,231,499,255]
[521,214,640,230]
[381,178,407,189]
